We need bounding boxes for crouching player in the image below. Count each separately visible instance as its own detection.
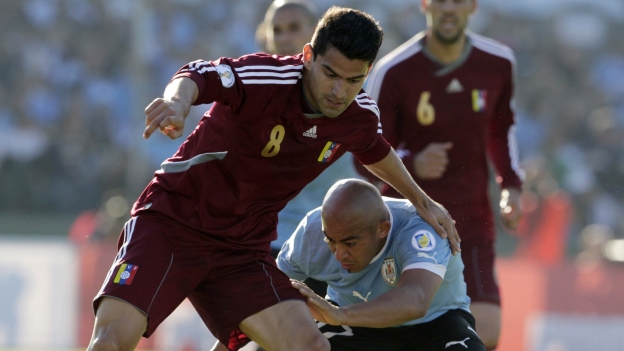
[277,179,486,351]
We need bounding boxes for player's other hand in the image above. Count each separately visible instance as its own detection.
[500,188,522,230]
[291,280,344,326]
[416,198,461,255]
[143,98,187,139]
[413,142,453,179]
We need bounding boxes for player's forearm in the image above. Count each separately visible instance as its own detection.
[364,149,430,208]
[163,77,199,117]
[340,287,428,328]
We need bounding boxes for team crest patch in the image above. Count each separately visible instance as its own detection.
[412,230,436,252]
[382,258,397,286]
[114,263,139,285]
[471,89,487,112]
[216,64,235,88]
[318,141,341,163]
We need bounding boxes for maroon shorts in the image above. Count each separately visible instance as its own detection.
[94,212,305,350]
[460,235,500,305]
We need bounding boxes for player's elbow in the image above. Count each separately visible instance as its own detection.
[411,307,428,320]
[405,301,429,321]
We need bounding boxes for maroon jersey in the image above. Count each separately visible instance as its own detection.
[364,32,523,242]
[132,53,390,251]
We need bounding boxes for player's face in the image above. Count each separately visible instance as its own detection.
[422,0,476,44]
[322,219,389,273]
[266,8,316,56]
[302,44,371,118]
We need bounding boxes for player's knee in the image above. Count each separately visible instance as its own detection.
[87,325,140,351]
[479,330,499,350]
[87,336,122,351]
[482,338,498,351]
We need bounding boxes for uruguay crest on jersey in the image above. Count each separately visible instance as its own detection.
[382,258,397,286]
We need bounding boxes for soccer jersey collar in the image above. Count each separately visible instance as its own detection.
[369,204,394,265]
[421,33,474,77]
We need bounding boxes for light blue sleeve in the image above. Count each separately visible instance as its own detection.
[395,220,451,279]
[276,216,311,281]
[276,209,326,281]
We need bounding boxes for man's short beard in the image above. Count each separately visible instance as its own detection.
[433,29,464,45]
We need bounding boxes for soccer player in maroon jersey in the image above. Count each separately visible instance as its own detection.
[358,1,524,349]
[87,7,459,351]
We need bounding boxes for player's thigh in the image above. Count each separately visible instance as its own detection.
[461,239,500,305]
[410,309,486,351]
[469,302,500,347]
[88,297,147,351]
[319,324,401,351]
[189,253,323,351]
[241,300,328,351]
[94,214,209,337]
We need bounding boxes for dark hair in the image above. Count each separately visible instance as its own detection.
[310,6,383,65]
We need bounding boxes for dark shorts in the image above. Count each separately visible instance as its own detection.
[93,213,305,351]
[460,236,501,305]
[320,309,486,351]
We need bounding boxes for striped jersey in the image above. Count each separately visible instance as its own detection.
[362,32,524,241]
[277,197,471,326]
[132,53,390,251]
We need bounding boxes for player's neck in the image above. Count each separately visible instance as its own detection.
[425,31,467,65]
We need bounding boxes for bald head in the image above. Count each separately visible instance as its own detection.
[320,179,391,273]
[322,179,388,228]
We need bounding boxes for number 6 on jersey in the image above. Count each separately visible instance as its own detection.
[417,91,435,126]
[261,125,285,157]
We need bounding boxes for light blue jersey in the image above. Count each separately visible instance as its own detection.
[277,197,471,326]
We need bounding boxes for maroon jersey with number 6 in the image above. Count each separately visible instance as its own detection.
[364,32,523,243]
[133,53,390,251]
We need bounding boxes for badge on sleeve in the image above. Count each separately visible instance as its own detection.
[381,258,397,286]
[216,64,235,88]
[412,230,436,252]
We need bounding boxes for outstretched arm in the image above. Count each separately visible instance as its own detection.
[364,149,460,254]
[143,77,199,139]
[293,268,441,328]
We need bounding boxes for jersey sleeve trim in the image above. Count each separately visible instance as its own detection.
[355,93,380,120]
[234,64,303,85]
[507,125,525,184]
[157,151,228,174]
[403,262,446,279]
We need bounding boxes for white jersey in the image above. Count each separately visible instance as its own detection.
[277,197,471,326]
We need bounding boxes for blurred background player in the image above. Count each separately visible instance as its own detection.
[256,0,317,56]
[279,179,486,351]
[358,0,524,349]
[256,0,361,264]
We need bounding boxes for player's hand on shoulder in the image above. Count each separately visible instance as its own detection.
[143,98,187,140]
[500,188,522,230]
[416,198,461,256]
[291,280,344,326]
[413,142,453,179]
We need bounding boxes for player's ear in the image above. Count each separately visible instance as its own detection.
[365,63,373,78]
[303,44,314,69]
[377,220,391,239]
[420,0,428,14]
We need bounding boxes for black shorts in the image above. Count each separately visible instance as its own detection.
[319,309,486,351]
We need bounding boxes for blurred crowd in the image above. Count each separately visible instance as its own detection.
[1,0,623,259]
